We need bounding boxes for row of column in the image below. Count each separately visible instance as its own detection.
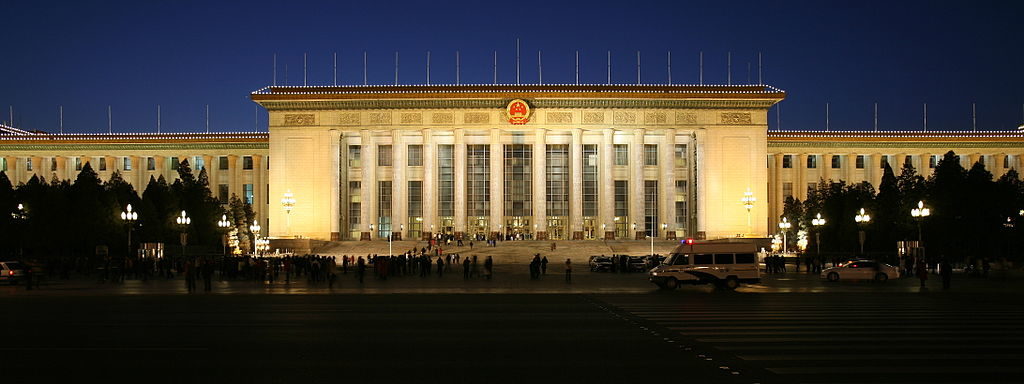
[356,127,681,240]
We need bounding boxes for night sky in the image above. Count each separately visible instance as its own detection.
[2,0,1022,134]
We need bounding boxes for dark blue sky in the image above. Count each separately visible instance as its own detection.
[2,0,1022,133]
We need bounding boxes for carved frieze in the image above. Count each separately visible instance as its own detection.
[283,113,315,126]
[675,112,698,124]
[432,113,454,124]
[645,112,667,125]
[400,113,422,124]
[613,111,636,124]
[369,112,392,125]
[583,112,604,124]
[720,112,752,124]
[547,112,572,124]
[339,113,360,125]
[464,112,490,124]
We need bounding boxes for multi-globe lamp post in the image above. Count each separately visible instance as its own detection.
[217,214,232,256]
[249,219,264,257]
[281,190,296,236]
[120,204,138,264]
[741,189,756,235]
[910,200,931,246]
[176,210,191,259]
[778,217,792,254]
[811,213,826,256]
[854,208,871,255]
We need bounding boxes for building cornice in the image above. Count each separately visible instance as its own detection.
[768,130,1024,148]
[256,98,779,111]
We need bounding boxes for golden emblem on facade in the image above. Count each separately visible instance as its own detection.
[506,99,531,125]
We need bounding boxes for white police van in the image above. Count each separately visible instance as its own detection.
[648,239,762,290]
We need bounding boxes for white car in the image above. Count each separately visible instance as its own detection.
[821,260,899,282]
[0,261,26,284]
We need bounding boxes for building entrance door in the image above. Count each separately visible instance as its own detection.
[505,217,532,240]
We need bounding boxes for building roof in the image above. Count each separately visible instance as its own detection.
[251,83,787,100]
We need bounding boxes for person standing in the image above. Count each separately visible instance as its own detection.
[357,256,366,284]
[463,257,471,279]
[484,256,493,280]
[436,256,445,277]
[541,256,548,275]
[940,258,952,290]
[184,259,196,293]
[564,258,572,283]
[915,259,928,288]
[202,258,213,292]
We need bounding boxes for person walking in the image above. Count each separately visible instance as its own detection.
[484,256,493,280]
[184,259,196,293]
[463,257,471,279]
[357,256,366,284]
[564,258,572,283]
[541,256,548,275]
[915,259,928,288]
[940,258,952,290]
[202,258,213,292]
[436,256,445,277]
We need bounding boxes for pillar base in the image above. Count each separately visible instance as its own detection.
[489,231,500,240]
[635,231,646,240]
[665,232,677,240]
[330,232,340,241]
[359,232,371,241]
[536,231,547,241]
[421,231,432,241]
[454,231,465,240]
[571,231,584,240]
[604,231,615,240]
[391,232,402,241]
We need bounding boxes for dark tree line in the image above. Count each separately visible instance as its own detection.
[782,151,1024,262]
[0,160,257,261]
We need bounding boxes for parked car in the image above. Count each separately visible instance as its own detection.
[648,240,761,290]
[588,255,613,272]
[1,261,26,284]
[821,260,899,282]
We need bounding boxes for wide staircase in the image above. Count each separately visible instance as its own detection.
[310,239,682,264]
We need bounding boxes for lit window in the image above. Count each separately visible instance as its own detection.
[831,155,841,169]
[806,155,817,169]
[614,144,628,166]
[378,145,393,167]
[242,156,253,170]
[643,144,657,166]
[856,155,865,169]
[782,155,792,169]
[407,144,423,166]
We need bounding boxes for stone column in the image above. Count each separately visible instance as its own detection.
[489,128,503,239]
[532,128,547,240]
[453,128,466,237]
[421,128,435,240]
[796,154,807,201]
[660,129,676,239]
[600,128,615,240]
[772,154,784,229]
[995,152,1007,178]
[968,153,981,169]
[822,153,833,182]
[252,155,265,232]
[392,130,406,241]
[570,127,584,240]
[4,156,17,183]
[360,129,375,240]
[630,128,645,239]
[227,155,239,203]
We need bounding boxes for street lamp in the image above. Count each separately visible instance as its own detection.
[217,214,232,256]
[281,190,296,236]
[811,213,825,255]
[120,204,138,260]
[910,200,931,246]
[176,210,191,260]
[369,223,374,240]
[778,217,792,254]
[632,222,636,240]
[741,188,756,234]
[650,223,666,257]
[854,208,871,255]
[249,219,262,257]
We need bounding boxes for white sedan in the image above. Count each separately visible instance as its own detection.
[821,260,899,282]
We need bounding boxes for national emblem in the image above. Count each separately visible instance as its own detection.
[506,99,531,125]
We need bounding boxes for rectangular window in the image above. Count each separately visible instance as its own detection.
[26,158,33,172]
[74,157,82,171]
[904,155,913,169]
[504,144,532,217]
[242,156,253,170]
[438,145,454,217]
[831,155,841,169]
[714,254,734,265]
[643,144,658,166]
[582,144,598,217]
[783,182,793,198]
[244,184,254,205]
[978,156,985,166]
[782,155,792,168]
[407,144,423,166]
[348,145,361,168]
[408,180,423,240]
[674,144,688,168]
[194,156,205,171]
[614,144,628,166]
[218,156,228,170]
[466,145,490,217]
[377,145,392,167]
[170,157,179,171]
[693,254,713,265]
[880,155,889,169]
[806,155,817,169]
[735,253,756,264]
[51,158,57,172]
[856,155,865,169]
[614,180,628,238]
[674,201,687,228]
[1005,155,1011,169]
[377,181,392,238]
[0,157,6,172]
[123,157,132,171]
[929,155,936,169]
[546,145,569,218]
[348,181,361,237]
[98,158,107,171]
[147,157,155,171]
[218,184,229,203]
[644,180,659,237]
